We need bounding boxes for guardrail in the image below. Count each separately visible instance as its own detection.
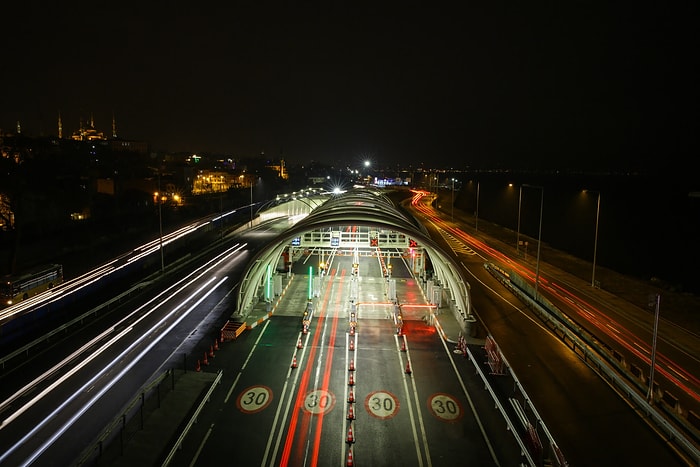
[432,302,554,465]
[76,368,177,466]
[162,370,223,466]
[0,281,151,370]
[464,333,565,466]
[484,262,700,466]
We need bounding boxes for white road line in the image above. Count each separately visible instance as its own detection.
[405,339,432,467]
[397,335,425,467]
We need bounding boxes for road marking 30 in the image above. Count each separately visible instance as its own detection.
[303,389,336,415]
[428,393,463,422]
[236,385,273,414]
[365,391,400,419]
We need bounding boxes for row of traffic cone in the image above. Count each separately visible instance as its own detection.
[400,336,412,374]
[291,334,304,368]
[346,403,355,465]
[347,331,357,466]
[195,337,222,372]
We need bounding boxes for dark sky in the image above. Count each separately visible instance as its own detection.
[1,3,697,170]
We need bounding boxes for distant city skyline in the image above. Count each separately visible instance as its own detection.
[1,4,696,172]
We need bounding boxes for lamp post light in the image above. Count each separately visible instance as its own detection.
[522,184,544,299]
[475,180,480,231]
[451,178,457,221]
[648,293,661,404]
[514,184,522,253]
[157,169,164,274]
[584,189,601,288]
[250,177,253,222]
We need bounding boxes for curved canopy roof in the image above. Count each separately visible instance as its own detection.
[237,187,474,330]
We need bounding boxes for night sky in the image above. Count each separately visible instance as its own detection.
[1,3,697,170]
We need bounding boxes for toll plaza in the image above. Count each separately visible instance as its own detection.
[102,188,564,467]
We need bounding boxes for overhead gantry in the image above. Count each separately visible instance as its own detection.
[235,187,476,335]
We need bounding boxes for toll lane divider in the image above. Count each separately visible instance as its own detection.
[246,274,296,331]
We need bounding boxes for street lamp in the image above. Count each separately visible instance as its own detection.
[451,178,457,221]
[475,181,480,231]
[522,184,544,299]
[156,169,164,273]
[250,177,253,222]
[511,183,523,253]
[583,190,601,288]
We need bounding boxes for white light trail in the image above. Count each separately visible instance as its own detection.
[2,275,227,466]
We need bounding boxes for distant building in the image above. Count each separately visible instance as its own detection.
[71,114,105,141]
[266,158,288,180]
[64,112,148,155]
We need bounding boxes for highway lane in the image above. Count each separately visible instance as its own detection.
[0,243,246,466]
[467,203,700,414]
[0,215,294,466]
[405,189,690,465]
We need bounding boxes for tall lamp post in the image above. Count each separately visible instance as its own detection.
[584,190,601,287]
[250,177,253,222]
[451,178,457,221]
[516,184,522,253]
[475,181,480,231]
[157,170,164,273]
[522,184,544,299]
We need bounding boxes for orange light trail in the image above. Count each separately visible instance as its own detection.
[410,189,700,404]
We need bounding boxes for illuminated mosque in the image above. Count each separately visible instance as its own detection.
[60,112,116,141]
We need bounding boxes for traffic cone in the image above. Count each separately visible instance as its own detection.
[348,359,355,371]
[401,340,406,352]
[350,326,355,336]
[297,337,303,349]
[202,351,209,366]
[209,345,215,358]
[349,339,355,351]
[303,325,308,334]
[346,447,354,466]
[347,387,355,403]
[348,372,355,386]
[219,330,225,343]
[346,424,355,443]
[346,404,355,420]
[195,359,201,372]
[405,361,412,374]
[214,339,219,351]
[291,356,298,368]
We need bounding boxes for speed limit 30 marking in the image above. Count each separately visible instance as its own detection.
[428,393,463,422]
[236,385,273,414]
[364,391,399,420]
[303,389,336,415]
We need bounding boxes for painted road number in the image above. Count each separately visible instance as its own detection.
[303,389,336,415]
[428,393,463,422]
[237,386,273,414]
[365,391,399,419]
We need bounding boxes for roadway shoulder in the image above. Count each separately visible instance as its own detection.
[102,370,218,466]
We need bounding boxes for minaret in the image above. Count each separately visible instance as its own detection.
[16,121,21,134]
[90,113,95,128]
[112,111,117,138]
[58,111,63,139]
